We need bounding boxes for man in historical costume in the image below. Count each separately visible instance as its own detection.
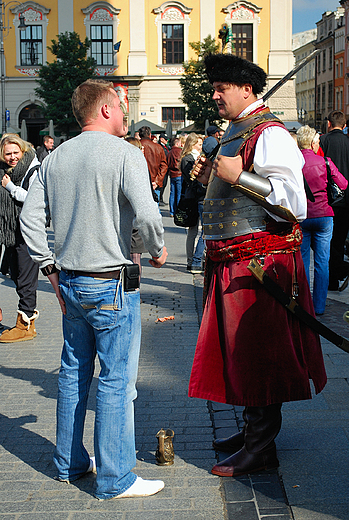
[188,53,327,477]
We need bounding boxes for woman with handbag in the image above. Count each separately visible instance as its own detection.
[179,133,205,273]
[296,125,347,314]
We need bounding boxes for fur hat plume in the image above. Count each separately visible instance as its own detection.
[204,53,267,95]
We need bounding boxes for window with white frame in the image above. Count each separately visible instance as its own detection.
[90,24,113,65]
[20,25,42,65]
[162,24,184,64]
[154,2,192,73]
[11,1,50,75]
[82,2,120,74]
[222,2,261,64]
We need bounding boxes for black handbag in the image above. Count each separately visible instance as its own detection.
[325,157,345,206]
[174,194,198,228]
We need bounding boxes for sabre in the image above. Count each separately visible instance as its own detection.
[247,257,349,354]
[263,48,320,102]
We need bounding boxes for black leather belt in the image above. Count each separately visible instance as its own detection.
[62,269,121,279]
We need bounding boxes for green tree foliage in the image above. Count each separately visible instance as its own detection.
[180,36,220,130]
[35,32,96,135]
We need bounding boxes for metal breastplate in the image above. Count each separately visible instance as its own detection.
[203,113,278,240]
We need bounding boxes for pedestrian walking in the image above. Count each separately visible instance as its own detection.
[188,53,327,478]
[296,125,347,315]
[319,110,349,291]
[180,133,206,273]
[20,79,167,500]
[167,136,183,216]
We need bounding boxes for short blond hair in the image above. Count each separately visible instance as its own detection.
[296,125,318,150]
[72,78,117,128]
[0,133,32,162]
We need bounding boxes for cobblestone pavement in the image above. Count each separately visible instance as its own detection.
[1,209,349,519]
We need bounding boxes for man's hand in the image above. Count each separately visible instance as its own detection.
[212,155,243,185]
[149,246,168,268]
[191,156,212,185]
[47,271,66,314]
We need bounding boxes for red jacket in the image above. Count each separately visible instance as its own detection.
[140,138,167,188]
[167,146,182,178]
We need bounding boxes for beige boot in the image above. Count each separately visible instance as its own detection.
[0,310,39,343]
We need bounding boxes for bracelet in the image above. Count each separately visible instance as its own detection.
[41,264,60,276]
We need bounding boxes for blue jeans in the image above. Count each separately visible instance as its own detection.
[301,216,333,314]
[54,271,141,499]
[169,177,182,215]
[187,201,205,267]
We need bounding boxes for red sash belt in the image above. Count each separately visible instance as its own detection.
[207,223,302,263]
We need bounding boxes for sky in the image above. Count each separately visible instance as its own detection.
[293,0,343,34]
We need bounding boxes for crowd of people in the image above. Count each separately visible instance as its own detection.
[0,52,349,499]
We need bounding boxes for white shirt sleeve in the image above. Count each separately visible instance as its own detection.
[5,157,40,203]
[253,126,307,222]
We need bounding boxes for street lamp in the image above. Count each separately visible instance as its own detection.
[0,1,27,135]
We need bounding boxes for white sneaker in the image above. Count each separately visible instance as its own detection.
[87,457,96,473]
[115,476,165,498]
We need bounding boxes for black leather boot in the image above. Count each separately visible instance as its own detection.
[212,428,245,453]
[211,404,282,477]
[211,443,279,476]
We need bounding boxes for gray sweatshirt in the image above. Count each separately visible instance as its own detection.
[20,131,164,271]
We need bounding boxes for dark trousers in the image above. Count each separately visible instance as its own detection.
[329,206,349,287]
[7,233,39,316]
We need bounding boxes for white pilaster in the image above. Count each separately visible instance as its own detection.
[128,0,147,76]
[267,0,297,121]
[58,0,74,34]
[200,0,215,41]
[268,0,294,75]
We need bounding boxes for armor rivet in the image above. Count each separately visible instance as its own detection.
[220,200,225,205]
[219,212,223,218]
[233,198,238,203]
[219,223,223,229]
[232,221,237,226]
[232,210,237,215]
[209,225,213,229]
[210,201,214,206]
[209,213,213,219]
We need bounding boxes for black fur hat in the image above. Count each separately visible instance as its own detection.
[204,53,267,95]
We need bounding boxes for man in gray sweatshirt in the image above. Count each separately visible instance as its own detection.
[20,79,167,500]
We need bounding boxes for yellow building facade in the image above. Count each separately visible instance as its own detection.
[1,0,296,145]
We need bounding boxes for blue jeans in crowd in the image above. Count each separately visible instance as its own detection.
[169,176,182,216]
[300,216,333,315]
[187,201,205,267]
[54,270,141,499]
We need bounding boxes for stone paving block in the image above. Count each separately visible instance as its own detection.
[222,477,253,502]
[225,501,259,519]
[172,512,224,520]
[292,503,349,520]
[72,513,124,520]
[15,514,71,519]
[282,473,349,505]
[1,501,36,514]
